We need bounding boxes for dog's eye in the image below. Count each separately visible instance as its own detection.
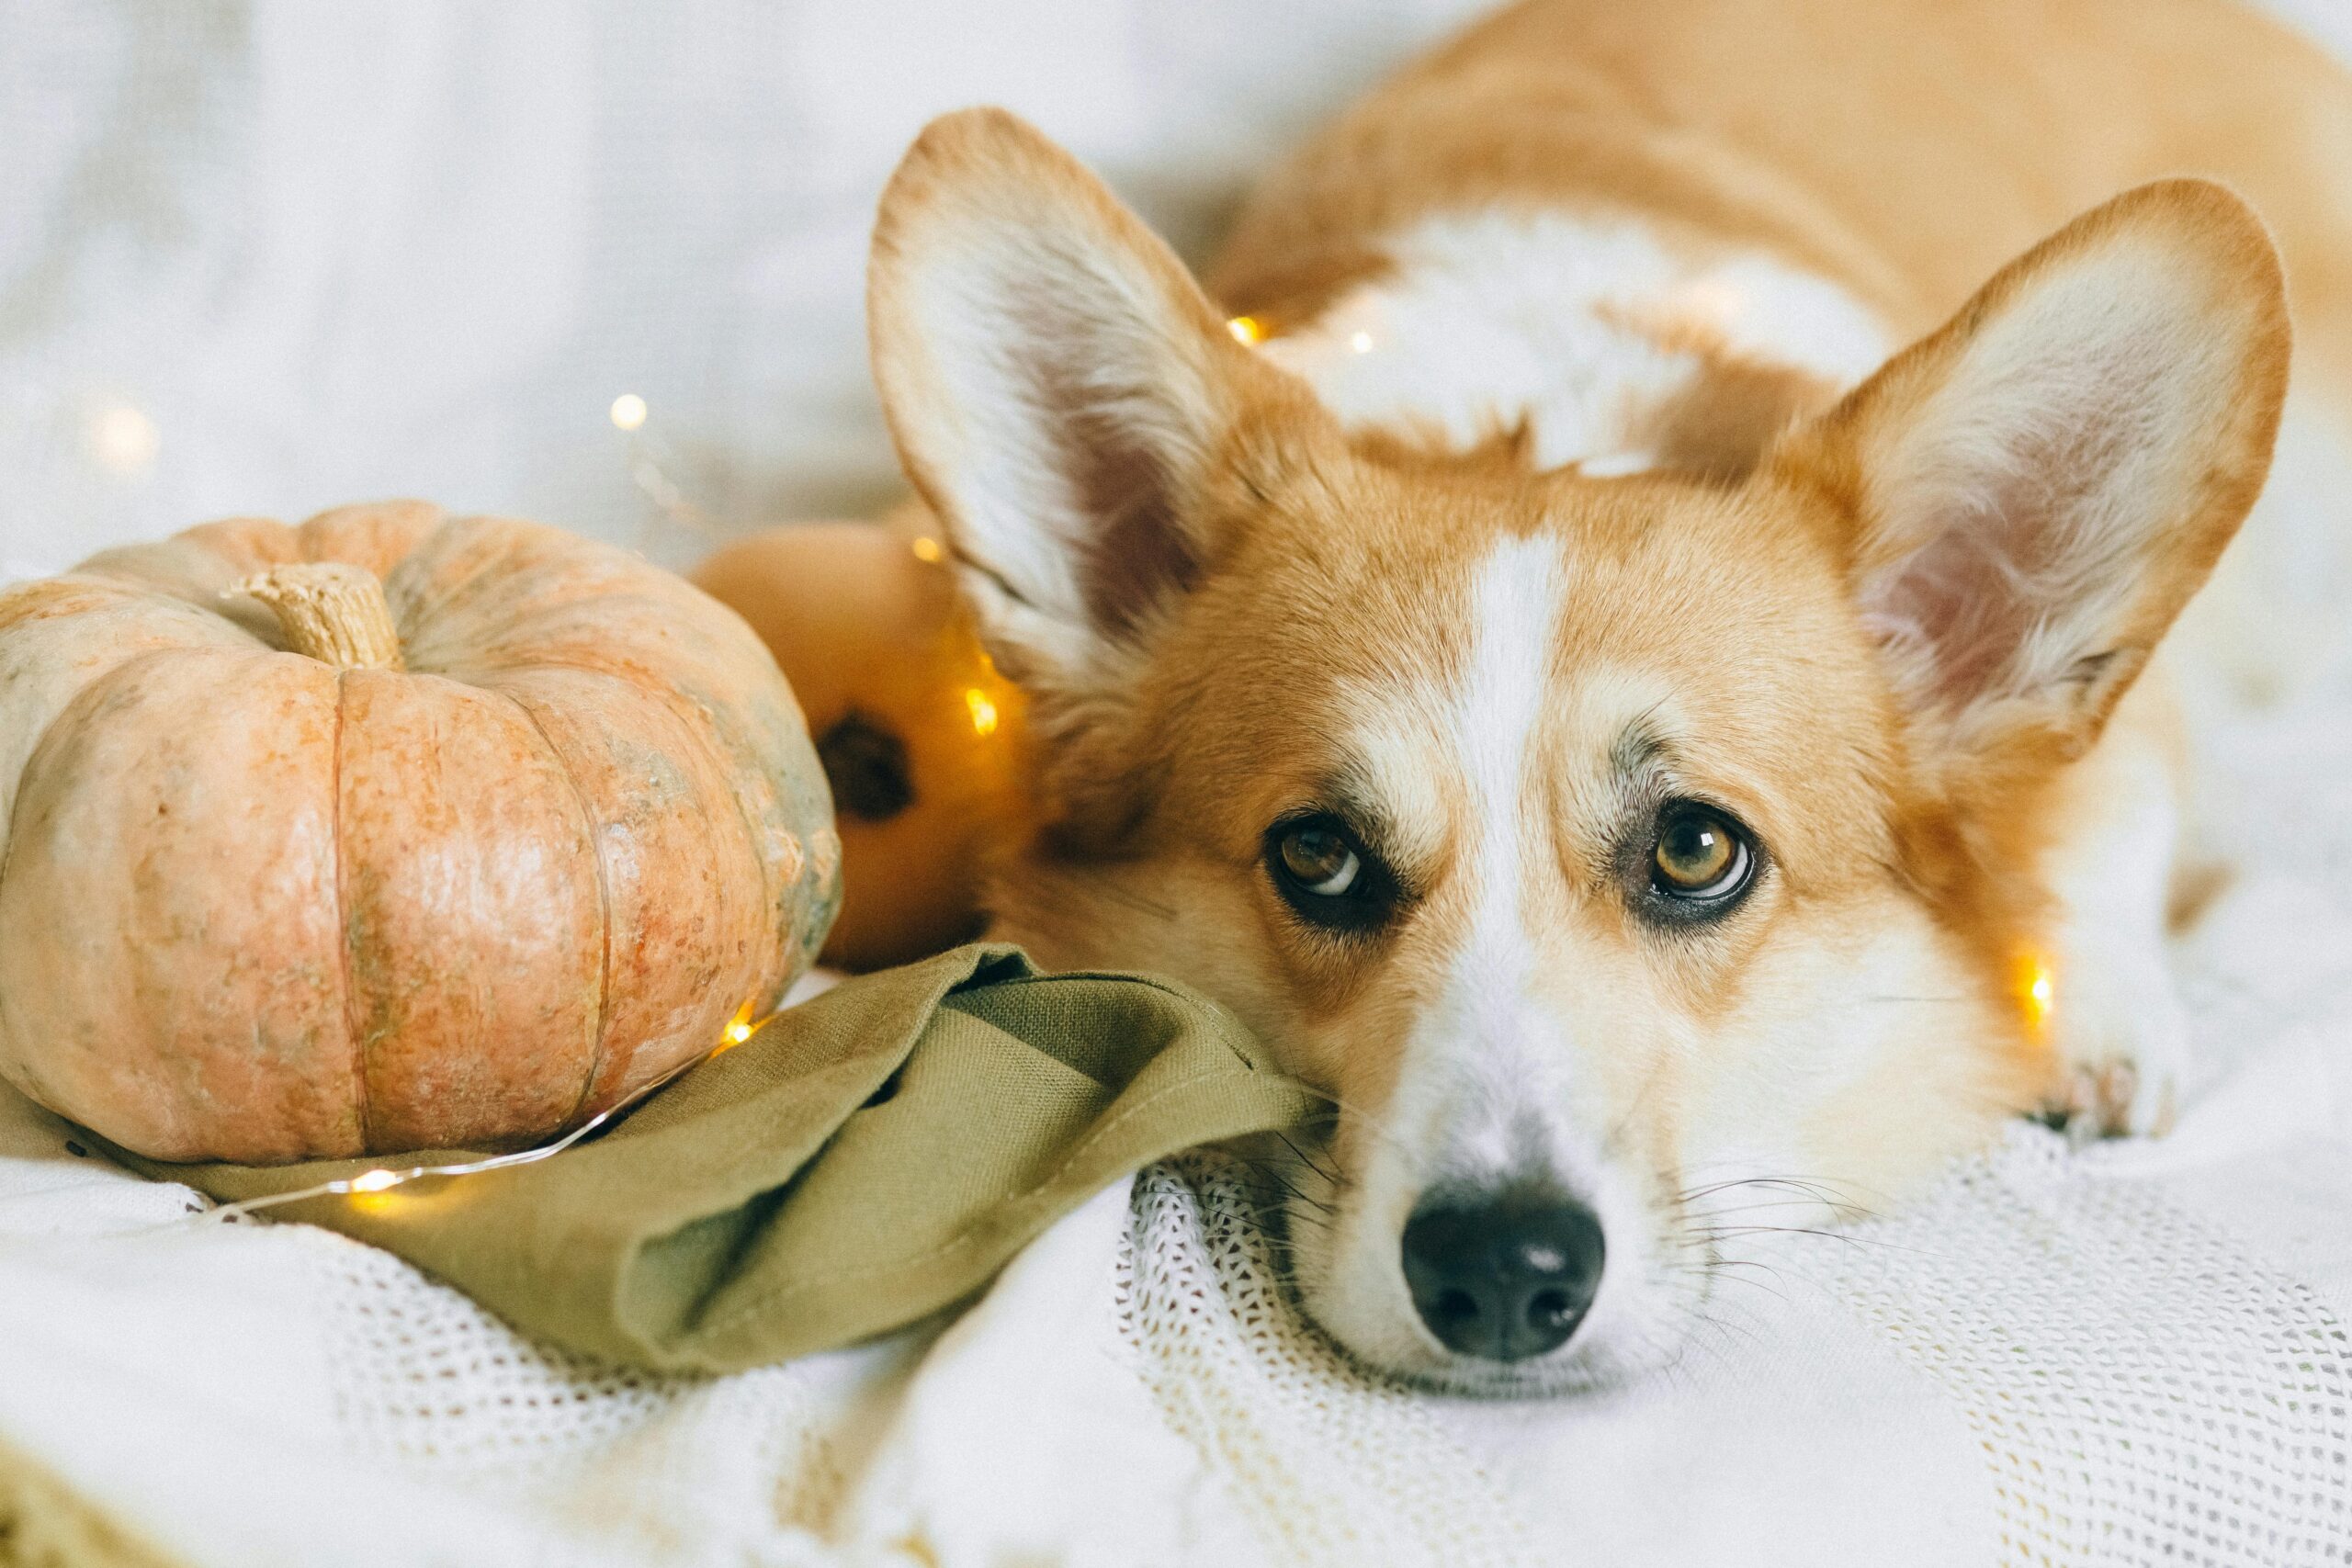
[1281,826,1361,896]
[1265,815,1393,932]
[1651,805,1754,903]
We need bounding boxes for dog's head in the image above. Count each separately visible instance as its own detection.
[867,109,2288,1392]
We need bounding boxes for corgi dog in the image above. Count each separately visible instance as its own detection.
[863,0,2352,1392]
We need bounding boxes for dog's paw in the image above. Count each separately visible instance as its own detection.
[2041,1054,2177,1145]
[2038,963,2188,1145]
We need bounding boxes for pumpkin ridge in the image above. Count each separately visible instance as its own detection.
[502,686,616,1125]
[381,523,505,662]
[0,579,266,834]
[591,661,799,1036]
[0,637,187,919]
[684,688,795,1021]
[0,643,187,1123]
[330,666,372,1153]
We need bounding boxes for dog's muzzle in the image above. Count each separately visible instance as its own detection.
[1400,1189,1605,1362]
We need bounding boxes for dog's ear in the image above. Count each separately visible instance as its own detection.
[869,108,1318,702]
[1773,179,2289,795]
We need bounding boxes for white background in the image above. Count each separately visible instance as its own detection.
[0,0,1498,581]
[4,0,2348,585]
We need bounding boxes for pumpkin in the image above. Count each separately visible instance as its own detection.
[0,501,839,1164]
[690,513,1027,971]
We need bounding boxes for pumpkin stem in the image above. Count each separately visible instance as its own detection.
[231,563,406,671]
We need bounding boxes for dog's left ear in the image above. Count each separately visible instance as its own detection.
[1773,179,2290,792]
[867,107,1324,707]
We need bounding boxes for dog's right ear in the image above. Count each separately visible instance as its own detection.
[869,108,1316,703]
[1770,179,2288,798]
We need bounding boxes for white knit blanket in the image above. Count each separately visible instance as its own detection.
[4,680,2352,1568]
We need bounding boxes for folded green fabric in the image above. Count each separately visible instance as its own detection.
[107,946,1323,1373]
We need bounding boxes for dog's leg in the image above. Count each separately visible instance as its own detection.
[2035,665,2193,1140]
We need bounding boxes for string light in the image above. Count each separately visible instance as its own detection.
[910,535,944,564]
[606,397,727,558]
[2016,949,2056,1040]
[191,999,777,1224]
[1348,331,1374,355]
[965,687,1000,737]
[1226,315,1265,346]
[89,402,159,473]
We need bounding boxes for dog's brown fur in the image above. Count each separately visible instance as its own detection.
[1214,0,2352,392]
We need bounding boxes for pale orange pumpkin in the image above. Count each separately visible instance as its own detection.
[0,501,839,1164]
[691,514,1028,971]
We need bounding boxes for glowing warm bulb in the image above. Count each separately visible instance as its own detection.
[2016,951,2056,1038]
[90,403,159,473]
[716,999,758,1053]
[1348,330,1374,355]
[1227,315,1265,345]
[346,1168,401,1193]
[910,535,944,564]
[609,393,649,432]
[965,687,1000,737]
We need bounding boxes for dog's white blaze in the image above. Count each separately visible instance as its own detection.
[1409,536,1568,1181]
[1262,209,1889,470]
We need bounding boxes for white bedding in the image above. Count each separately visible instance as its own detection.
[6,4,2352,1563]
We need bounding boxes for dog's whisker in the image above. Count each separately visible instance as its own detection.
[1217,1162,1343,1229]
[1672,1172,1883,1224]
[1681,1222,1933,1258]
[1684,1196,1856,1222]
[1682,1260,1791,1304]
[1675,1172,1870,1205]
[1224,1169,1339,1217]
[1282,1091,1423,1167]
[1271,1131,1340,1186]
[1250,1188,1339,1221]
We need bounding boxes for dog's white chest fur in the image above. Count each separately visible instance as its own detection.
[1259,209,1893,471]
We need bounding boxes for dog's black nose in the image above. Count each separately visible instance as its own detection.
[1401,1193,1605,1361]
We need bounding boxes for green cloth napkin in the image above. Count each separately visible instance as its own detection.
[107,946,1323,1373]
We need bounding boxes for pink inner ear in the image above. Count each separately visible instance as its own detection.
[1061,412,1195,637]
[1012,310,1201,640]
[1863,400,2139,717]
